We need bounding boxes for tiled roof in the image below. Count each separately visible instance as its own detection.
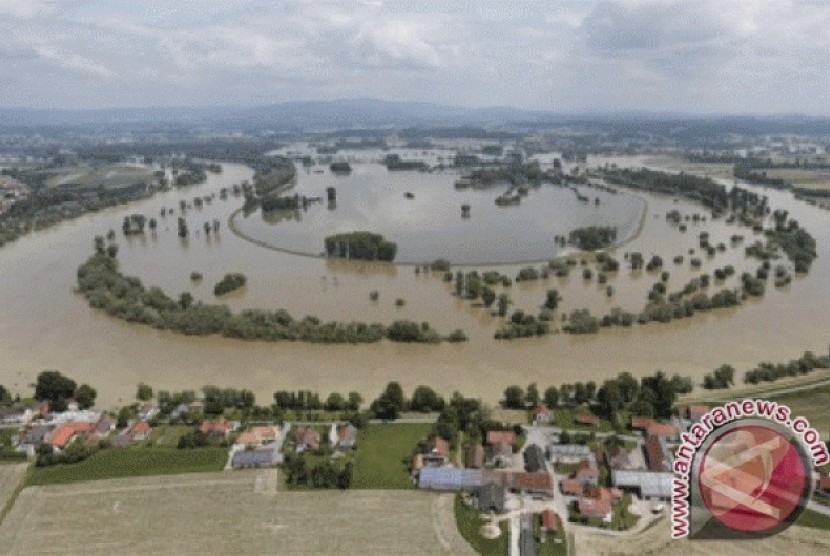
[48,422,92,448]
[486,430,516,446]
[541,509,561,532]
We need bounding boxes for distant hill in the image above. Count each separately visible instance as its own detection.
[0,99,828,132]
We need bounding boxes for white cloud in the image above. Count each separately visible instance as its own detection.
[0,0,828,113]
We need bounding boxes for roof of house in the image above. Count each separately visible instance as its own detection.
[646,423,679,438]
[232,449,277,468]
[574,414,599,426]
[645,435,669,472]
[338,424,357,441]
[561,477,584,496]
[477,481,506,513]
[548,444,592,457]
[293,426,320,445]
[523,444,546,473]
[465,444,485,469]
[578,496,612,519]
[687,405,709,420]
[491,440,513,458]
[611,470,674,499]
[199,419,232,436]
[533,404,550,416]
[49,422,92,448]
[486,430,516,446]
[510,471,553,493]
[131,421,151,435]
[93,415,115,435]
[575,459,599,479]
[428,436,449,457]
[630,416,655,430]
[418,467,484,491]
[237,426,279,446]
[541,509,561,532]
[605,446,631,470]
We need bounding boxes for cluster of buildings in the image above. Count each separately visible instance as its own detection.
[15,403,121,457]
[0,176,31,215]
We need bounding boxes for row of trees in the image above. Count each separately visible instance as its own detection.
[324,232,398,262]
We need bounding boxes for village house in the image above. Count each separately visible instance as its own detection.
[508,471,555,499]
[0,405,33,426]
[231,447,279,469]
[138,402,160,422]
[476,481,506,513]
[573,458,600,487]
[423,435,449,467]
[523,444,547,473]
[540,509,561,543]
[293,426,321,453]
[17,424,54,456]
[336,424,358,450]
[577,496,612,522]
[236,426,280,448]
[532,403,552,425]
[547,443,592,464]
[465,444,485,469]
[47,422,94,451]
[198,419,235,439]
[574,414,600,427]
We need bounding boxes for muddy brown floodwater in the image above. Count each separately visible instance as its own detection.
[1,159,829,407]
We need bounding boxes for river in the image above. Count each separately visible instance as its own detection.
[1,159,828,407]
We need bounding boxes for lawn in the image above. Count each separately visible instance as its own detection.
[351,423,432,489]
[0,429,27,463]
[27,446,227,486]
[454,492,509,556]
[147,425,194,447]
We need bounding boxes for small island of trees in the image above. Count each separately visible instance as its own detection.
[324,232,397,262]
[568,226,618,251]
[214,273,247,296]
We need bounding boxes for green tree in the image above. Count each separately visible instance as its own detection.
[324,392,346,411]
[481,287,496,308]
[525,383,540,406]
[497,293,511,317]
[74,384,97,409]
[370,381,406,420]
[347,391,363,411]
[34,370,77,412]
[503,385,525,409]
[411,386,445,412]
[543,386,559,408]
[136,383,153,402]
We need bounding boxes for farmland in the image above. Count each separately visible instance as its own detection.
[44,163,156,190]
[27,446,227,486]
[0,471,473,555]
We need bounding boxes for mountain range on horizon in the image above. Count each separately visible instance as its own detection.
[0,98,827,130]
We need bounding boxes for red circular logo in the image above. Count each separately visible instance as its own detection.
[698,424,808,533]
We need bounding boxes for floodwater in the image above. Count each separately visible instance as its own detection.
[233,164,644,264]
[1,158,829,407]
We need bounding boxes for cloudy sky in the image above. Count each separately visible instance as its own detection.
[1,0,828,114]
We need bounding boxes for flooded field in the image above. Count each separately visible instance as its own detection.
[1,157,830,407]
[233,164,644,264]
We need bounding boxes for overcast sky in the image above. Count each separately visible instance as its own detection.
[1,0,828,114]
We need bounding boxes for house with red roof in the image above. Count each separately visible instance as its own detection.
[646,423,679,441]
[486,430,516,446]
[574,414,599,427]
[574,459,599,486]
[577,496,612,521]
[540,509,562,542]
[629,416,654,431]
[236,426,280,448]
[533,403,552,425]
[198,419,234,438]
[47,422,93,451]
[423,436,449,466]
[293,427,321,453]
[560,477,584,496]
[130,420,152,441]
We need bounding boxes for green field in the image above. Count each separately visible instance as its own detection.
[352,423,432,489]
[26,446,227,486]
[760,385,830,435]
[796,508,830,530]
